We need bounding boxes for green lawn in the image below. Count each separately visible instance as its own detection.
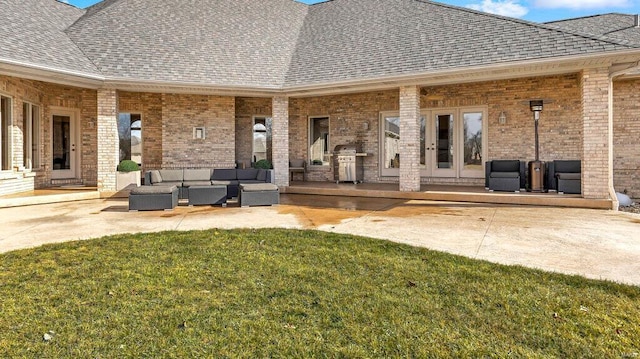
[1,229,639,358]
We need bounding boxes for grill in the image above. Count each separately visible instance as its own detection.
[333,144,364,184]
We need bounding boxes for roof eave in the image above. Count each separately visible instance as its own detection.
[0,58,104,89]
[283,49,640,97]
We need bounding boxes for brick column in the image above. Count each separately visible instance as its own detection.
[581,67,613,200]
[272,96,289,187]
[399,85,421,192]
[97,89,119,193]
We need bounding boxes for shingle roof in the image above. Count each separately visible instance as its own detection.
[0,0,637,89]
[284,0,635,86]
[0,0,100,75]
[546,14,640,47]
[65,0,308,88]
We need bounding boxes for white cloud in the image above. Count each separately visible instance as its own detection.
[466,0,529,18]
[533,0,632,9]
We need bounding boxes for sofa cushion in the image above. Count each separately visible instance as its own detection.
[490,160,520,172]
[257,169,267,182]
[211,169,237,180]
[237,168,259,180]
[159,169,183,182]
[490,171,520,178]
[149,170,162,184]
[183,169,212,181]
[182,180,215,187]
[554,160,580,173]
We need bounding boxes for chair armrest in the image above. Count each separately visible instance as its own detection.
[519,161,526,189]
[485,161,491,188]
[547,162,556,191]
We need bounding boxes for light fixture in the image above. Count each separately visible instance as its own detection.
[498,111,507,124]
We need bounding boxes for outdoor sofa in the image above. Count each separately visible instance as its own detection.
[144,168,273,199]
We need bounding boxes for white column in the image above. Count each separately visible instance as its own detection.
[97,88,119,193]
[271,96,289,187]
[399,85,421,192]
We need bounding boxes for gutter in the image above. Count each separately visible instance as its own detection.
[607,62,640,210]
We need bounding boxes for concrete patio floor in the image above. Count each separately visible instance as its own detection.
[1,194,639,286]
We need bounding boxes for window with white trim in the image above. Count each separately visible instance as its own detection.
[1,95,12,171]
[23,103,41,169]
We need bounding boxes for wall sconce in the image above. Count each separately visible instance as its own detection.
[193,127,206,139]
[498,111,507,125]
[363,121,369,131]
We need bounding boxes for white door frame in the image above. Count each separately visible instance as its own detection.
[50,107,80,180]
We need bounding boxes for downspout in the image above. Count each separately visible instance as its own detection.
[608,62,640,210]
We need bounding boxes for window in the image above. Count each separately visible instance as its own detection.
[252,117,272,164]
[1,95,12,171]
[23,103,41,169]
[118,113,142,165]
[309,116,329,166]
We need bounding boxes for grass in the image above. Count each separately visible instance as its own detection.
[1,229,639,358]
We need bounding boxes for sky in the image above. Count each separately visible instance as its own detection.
[62,0,640,23]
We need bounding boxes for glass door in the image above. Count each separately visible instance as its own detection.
[51,111,78,179]
[460,110,484,178]
[423,111,456,177]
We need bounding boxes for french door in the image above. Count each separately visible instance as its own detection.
[51,109,79,179]
[381,107,486,179]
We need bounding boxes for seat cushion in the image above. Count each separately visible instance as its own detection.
[183,169,212,181]
[556,172,581,180]
[153,181,182,187]
[211,180,238,186]
[211,169,237,180]
[131,185,177,195]
[240,183,278,192]
[490,171,520,178]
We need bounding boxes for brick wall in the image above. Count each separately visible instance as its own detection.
[161,94,235,168]
[289,90,399,182]
[422,73,583,162]
[613,79,640,199]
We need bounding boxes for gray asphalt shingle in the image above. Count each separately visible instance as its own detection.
[546,13,640,47]
[284,0,634,86]
[0,0,100,75]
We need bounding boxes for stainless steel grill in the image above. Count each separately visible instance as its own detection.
[333,144,363,184]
